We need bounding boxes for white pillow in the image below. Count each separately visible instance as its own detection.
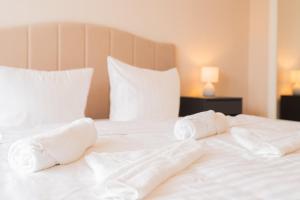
[0,66,93,127]
[107,56,180,121]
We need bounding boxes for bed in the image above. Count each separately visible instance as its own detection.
[1,23,300,200]
[1,117,300,200]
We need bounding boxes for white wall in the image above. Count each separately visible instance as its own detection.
[0,0,251,112]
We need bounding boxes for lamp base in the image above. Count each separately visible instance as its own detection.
[293,83,300,95]
[293,88,300,96]
[203,82,215,97]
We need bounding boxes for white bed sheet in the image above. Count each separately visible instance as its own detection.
[1,117,300,200]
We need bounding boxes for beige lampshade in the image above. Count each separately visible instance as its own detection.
[201,66,219,83]
[290,70,300,83]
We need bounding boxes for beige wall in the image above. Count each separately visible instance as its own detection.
[0,0,251,112]
[248,0,277,118]
[278,0,300,96]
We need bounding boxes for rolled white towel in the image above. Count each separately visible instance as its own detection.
[215,112,229,134]
[86,140,203,200]
[174,110,229,140]
[8,118,97,173]
[231,127,300,157]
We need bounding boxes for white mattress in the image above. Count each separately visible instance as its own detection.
[1,117,300,200]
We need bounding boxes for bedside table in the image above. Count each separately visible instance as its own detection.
[179,97,242,117]
[280,95,300,121]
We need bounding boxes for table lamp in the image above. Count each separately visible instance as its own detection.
[201,66,219,97]
[290,69,300,95]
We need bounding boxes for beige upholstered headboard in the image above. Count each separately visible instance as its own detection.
[0,23,176,119]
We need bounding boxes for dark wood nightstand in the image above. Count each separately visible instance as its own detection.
[179,97,242,117]
[280,95,300,121]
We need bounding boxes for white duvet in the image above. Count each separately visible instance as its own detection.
[1,116,300,200]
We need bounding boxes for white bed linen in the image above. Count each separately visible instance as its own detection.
[1,117,300,200]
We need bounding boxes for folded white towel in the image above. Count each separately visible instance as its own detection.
[174,110,229,140]
[86,140,203,200]
[8,118,97,173]
[231,127,300,157]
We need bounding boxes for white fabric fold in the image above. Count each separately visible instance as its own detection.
[8,118,97,173]
[86,140,203,200]
[215,112,230,134]
[174,110,229,140]
[231,127,300,157]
